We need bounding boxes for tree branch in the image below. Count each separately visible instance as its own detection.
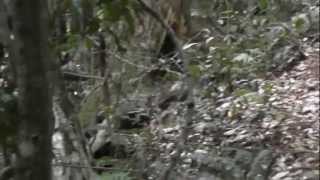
[136,0,188,74]
[62,71,104,81]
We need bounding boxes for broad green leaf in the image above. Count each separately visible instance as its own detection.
[294,18,305,30]
[292,14,310,33]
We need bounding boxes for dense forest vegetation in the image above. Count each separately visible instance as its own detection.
[0,0,319,180]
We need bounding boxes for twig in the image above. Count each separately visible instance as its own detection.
[136,0,188,75]
[105,27,126,52]
[62,71,104,80]
[52,162,138,172]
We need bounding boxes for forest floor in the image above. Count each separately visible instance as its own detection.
[267,40,319,179]
[145,39,319,180]
[50,36,319,180]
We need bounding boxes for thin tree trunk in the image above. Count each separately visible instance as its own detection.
[8,0,54,179]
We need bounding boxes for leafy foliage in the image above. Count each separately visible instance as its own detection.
[184,0,317,99]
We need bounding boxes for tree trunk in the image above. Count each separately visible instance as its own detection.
[8,0,54,179]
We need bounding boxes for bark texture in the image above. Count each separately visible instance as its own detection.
[9,0,54,179]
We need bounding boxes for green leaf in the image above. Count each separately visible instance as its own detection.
[188,65,201,79]
[104,105,114,117]
[86,18,101,34]
[64,34,80,50]
[234,88,251,97]
[292,14,310,33]
[101,0,129,23]
[84,37,94,49]
[262,81,273,94]
[104,5,122,22]
[258,0,269,11]
[294,18,305,29]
